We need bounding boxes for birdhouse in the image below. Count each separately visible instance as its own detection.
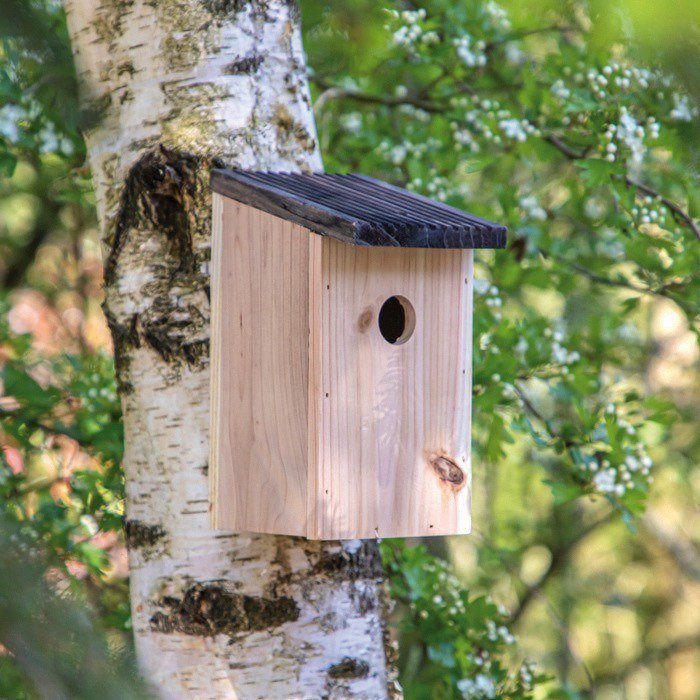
[209,170,506,540]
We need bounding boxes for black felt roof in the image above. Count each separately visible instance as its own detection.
[211,169,506,249]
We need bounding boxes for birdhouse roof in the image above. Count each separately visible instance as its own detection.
[211,169,506,249]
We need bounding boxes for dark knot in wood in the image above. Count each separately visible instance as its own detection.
[428,452,465,489]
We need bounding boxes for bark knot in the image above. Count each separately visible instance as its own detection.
[311,540,384,581]
[124,519,168,549]
[105,145,223,374]
[223,53,263,75]
[149,583,299,637]
[327,657,370,680]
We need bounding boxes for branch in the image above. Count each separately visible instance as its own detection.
[545,134,700,242]
[312,78,443,114]
[641,510,700,581]
[625,176,700,242]
[508,512,615,625]
[0,408,92,450]
[485,24,580,53]
[512,382,581,451]
[546,599,598,693]
[2,225,51,289]
[548,255,697,317]
[311,80,700,244]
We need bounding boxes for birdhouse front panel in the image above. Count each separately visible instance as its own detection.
[210,170,506,540]
[309,238,473,539]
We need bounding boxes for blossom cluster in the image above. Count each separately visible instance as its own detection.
[448,96,541,153]
[454,35,487,68]
[379,136,441,166]
[570,62,656,101]
[474,278,503,323]
[457,673,496,699]
[545,328,581,374]
[631,195,668,228]
[483,0,511,32]
[405,552,531,699]
[519,195,547,222]
[386,8,440,50]
[600,108,659,174]
[578,405,654,499]
[669,93,697,122]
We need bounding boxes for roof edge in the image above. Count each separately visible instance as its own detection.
[211,169,507,249]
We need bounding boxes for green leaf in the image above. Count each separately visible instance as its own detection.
[543,479,581,504]
[0,151,17,177]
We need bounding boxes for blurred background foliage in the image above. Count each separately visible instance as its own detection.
[0,0,698,698]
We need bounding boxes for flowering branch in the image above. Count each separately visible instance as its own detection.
[625,176,700,241]
[545,134,700,242]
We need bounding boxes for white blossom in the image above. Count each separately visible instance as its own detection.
[519,195,547,221]
[457,673,497,699]
[454,35,487,67]
[593,468,618,493]
[474,277,490,295]
[617,108,646,176]
[484,1,511,31]
[670,93,696,122]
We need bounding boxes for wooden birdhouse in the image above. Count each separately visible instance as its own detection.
[209,170,506,540]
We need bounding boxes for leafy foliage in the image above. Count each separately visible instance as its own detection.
[383,542,551,698]
[302,0,698,695]
[303,0,697,516]
[0,0,698,698]
[0,515,147,699]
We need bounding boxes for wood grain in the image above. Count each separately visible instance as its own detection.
[210,197,309,535]
[308,239,473,539]
[211,198,474,539]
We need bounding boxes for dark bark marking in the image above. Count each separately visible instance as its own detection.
[351,586,378,616]
[149,583,299,636]
[222,53,263,75]
[428,452,465,489]
[106,145,199,286]
[327,657,370,680]
[312,540,383,581]
[273,104,317,155]
[203,0,247,17]
[105,145,225,373]
[124,519,167,548]
[102,307,139,394]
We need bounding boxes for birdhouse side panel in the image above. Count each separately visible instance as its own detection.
[210,196,310,536]
[308,240,473,539]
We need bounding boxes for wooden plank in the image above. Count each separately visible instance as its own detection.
[309,240,473,539]
[209,193,224,528]
[211,169,507,249]
[210,198,310,536]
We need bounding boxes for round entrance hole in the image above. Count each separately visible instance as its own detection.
[378,296,416,345]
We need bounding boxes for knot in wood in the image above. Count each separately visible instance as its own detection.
[357,306,374,333]
[428,452,465,489]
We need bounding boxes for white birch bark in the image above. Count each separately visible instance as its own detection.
[62,1,397,697]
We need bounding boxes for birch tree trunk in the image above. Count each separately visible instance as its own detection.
[62,2,397,697]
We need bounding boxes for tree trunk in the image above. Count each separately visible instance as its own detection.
[62,1,397,697]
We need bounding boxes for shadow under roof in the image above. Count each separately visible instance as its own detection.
[211,169,507,249]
